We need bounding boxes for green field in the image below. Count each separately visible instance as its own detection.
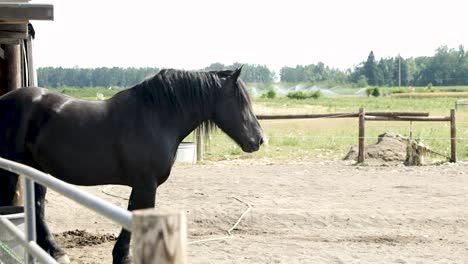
[53,86,468,163]
[49,87,123,99]
[205,93,468,163]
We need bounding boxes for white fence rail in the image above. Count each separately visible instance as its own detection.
[0,157,132,263]
[0,157,186,264]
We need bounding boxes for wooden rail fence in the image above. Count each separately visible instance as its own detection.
[359,108,456,163]
[196,109,457,163]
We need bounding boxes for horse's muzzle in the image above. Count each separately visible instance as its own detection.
[241,135,264,153]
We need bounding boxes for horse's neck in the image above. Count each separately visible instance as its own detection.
[111,87,210,142]
[174,104,211,142]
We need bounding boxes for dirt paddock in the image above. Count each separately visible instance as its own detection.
[46,160,468,263]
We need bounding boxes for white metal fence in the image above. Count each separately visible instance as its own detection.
[0,157,132,263]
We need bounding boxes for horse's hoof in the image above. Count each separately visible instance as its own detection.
[113,255,132,264]
[121,255,132,264]
[56,254,71,264]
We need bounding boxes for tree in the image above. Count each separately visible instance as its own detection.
[357,75,368,87]
[377,58,395,86]
[38,67,160,88]
[364,51,381,86]
[279,63,350,85]
[37,45,468,89]
[204,63,226,71]
[371,87,381,97]
[393,56,410,86]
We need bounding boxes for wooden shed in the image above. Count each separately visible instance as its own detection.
[0,0,53,95]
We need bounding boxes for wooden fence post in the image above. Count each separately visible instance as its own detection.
[132,209,187,264]
[358,108,365,163]
[196,126,203,162]
[5,44,21,92]
[450,109,457,163]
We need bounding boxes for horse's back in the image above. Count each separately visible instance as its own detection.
[1,86,49,104]
[0,87,65,163]
[0,86,67,142]
[0,87,48,205]
[0,87,41,148]
[0,88,117,184]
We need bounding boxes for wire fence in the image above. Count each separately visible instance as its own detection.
[197,109,467,163]
[265,135,468,140]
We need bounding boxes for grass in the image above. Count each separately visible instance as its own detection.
[391,92,468,98]
[255,95,461,115]
[211,94,468,162]
[204,117,467,162]
[49,87,123,100]
[51,86,468,162]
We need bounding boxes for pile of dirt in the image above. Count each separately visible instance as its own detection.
[344,132,426,165]
[53,229,116,248]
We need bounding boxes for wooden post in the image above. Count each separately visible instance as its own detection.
[196,126,203,162]
[4,44,21,92]
[450,109,457,163]
[358,108,365,163]
[132,209,187,264]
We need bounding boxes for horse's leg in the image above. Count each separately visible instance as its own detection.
[34,183,70,263]
[0,143,21,206]
[112,188,156,264]
[0,169,18,206]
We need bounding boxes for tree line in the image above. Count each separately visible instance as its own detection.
[38,67,161,88]
[281,45,468,86]
[37,45,468,88]
[37,63,275,88]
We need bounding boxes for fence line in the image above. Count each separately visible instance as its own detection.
[365,116,450,122]
[0,157,187,264]
[360,109,455,163]
[196,109,465,162]
[0,217,56,264]
[0,157,132,231]
[264,135,468,140]
[0,157,132,264]
[256,111,429,120]
[207,109,457,164]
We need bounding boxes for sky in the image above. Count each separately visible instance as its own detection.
[32,0,468,73]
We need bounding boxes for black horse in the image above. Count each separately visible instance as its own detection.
[0,67,264,263]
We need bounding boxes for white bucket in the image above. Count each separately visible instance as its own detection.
[176,142,197,164]
[0,206,25,263]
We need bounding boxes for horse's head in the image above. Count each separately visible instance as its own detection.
[212,67,264,153]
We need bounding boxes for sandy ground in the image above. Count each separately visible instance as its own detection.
[45,160,468,264]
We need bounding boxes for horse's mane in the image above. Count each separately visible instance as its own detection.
[136,69,222,111]
[131,68,252,136]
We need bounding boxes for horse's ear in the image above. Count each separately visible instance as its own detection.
[232,65,243,80]
[215,70,232,78]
